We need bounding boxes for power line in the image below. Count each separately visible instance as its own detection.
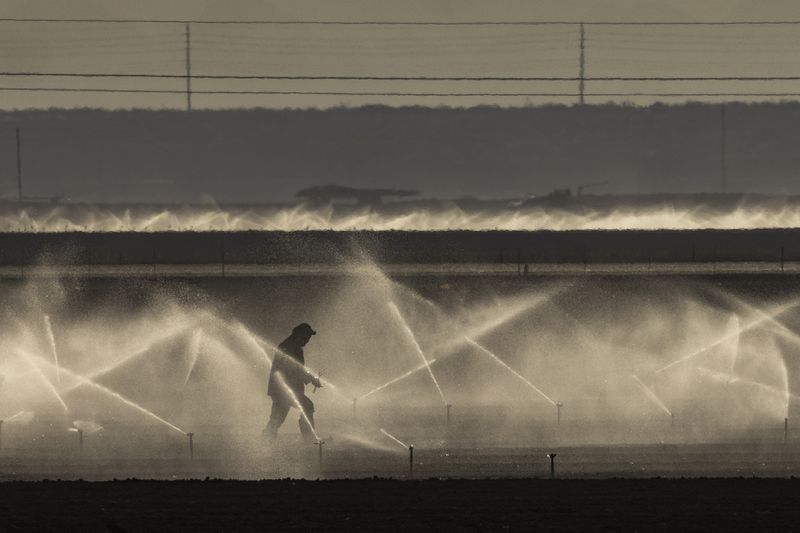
[3,18,800,26]
[4,72,800,81]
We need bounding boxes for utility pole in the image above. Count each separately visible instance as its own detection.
[15,127,22,202]
[578,23,586,105]
[720,104,727,194]
[185,24,192,111]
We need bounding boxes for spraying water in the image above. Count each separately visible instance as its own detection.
[706,287,800,348]
[4,411,34,425]
[656,300,799,373]
[12,203,800,232]
[632,374,673,417]
[232,321,347,398]
[37,357,186,435]
[334,432,399,453]
[357,358,439,401]
[389,279,561,405]
[273,371,320,442]
[60,323,197,395]
[387,301,448,406]
[463,337,557,406]
[696,367,797,402]
[380,428,409,449]
[43,315,60,384]
[182,329,204,388]
[13,350,69,413]
[229,321,273,366]
[431,288,569,358]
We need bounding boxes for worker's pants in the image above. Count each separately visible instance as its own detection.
[265,393,315,443]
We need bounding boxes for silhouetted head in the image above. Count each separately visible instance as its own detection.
[291,322,316,346]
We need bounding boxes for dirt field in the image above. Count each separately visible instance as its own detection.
[2,478,800,531]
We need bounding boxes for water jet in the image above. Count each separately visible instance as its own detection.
[409,444,414,478]
[446,404,452,426]
[387,301,448,407]
[187,432,194,460]
[556,402,563,425]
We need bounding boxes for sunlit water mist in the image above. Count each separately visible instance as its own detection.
[182,329,204,389]
[274,371,320,442]
[632,374,673,417]
[387,301,448,406]
[43,316,60,384]
[380,428,410,450]
[8,202,800,231]
[0,268,799,475]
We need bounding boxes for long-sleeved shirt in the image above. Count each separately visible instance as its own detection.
[267,336,315,398]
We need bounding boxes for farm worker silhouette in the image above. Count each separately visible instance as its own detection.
[265,323,322,444]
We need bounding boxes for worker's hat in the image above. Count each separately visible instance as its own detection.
[293,323,317,336]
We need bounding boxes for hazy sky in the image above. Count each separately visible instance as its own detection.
[3,1,800,109]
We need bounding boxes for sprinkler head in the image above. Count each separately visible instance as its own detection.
[186,432,195,460]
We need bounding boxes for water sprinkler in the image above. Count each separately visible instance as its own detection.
[547,453,557,478]
[316,439,325,467]
[69,428,83,451]
[446,404,452,426]
[186,432,194,460]
[409,444,414,478]
[556,402,563,425]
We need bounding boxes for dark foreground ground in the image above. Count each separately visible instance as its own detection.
[2,478,800,531]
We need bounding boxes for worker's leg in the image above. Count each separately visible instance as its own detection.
[297,395,316,444]
[265,397,291,443]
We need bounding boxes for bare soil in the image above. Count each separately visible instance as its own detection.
[2,478,800,531]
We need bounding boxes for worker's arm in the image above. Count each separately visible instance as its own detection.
[304,368,322,388]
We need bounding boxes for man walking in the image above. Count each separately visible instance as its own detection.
[265,323,322,444]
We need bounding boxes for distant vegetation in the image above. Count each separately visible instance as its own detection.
[1,103,799,202]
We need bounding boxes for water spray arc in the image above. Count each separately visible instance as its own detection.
[357,358,440,402]
[389,279,564,417]
[656,300,799,374]
[273,371,320,443]
[632,374,672,419]
[182,329,204,389]
[233,321,350,401]
[380,428,414,477]
[387,302,448,408]
[43,315,60,384]
[463,337,557,406]
[37,357,187,435]
[59,322,198,395]
[13,350,69,413]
